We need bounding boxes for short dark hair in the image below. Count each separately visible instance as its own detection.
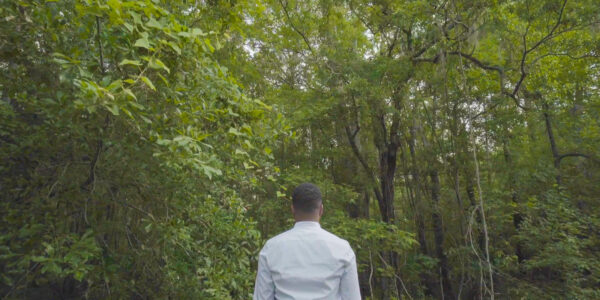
[292,183,322,213]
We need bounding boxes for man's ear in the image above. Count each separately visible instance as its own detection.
[291,204,295,216]
[318,203,323,217]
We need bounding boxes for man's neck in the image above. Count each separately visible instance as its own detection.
[294,220,320,223]
[293,220,321,229]
[294,217,320,223]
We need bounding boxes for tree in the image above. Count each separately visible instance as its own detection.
[0,0,280,298]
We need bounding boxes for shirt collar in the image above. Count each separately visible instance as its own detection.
[293,221,321,229]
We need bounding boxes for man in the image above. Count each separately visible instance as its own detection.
[253,183,361,300]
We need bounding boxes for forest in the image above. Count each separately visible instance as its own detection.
[1,0,599,299]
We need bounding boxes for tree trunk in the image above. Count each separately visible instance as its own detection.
[466,174,485,253]
[543,102,562,185]
[407,127,436,296]
[503,140,525,263]
[375,143,400,300]
[377,143,397,223]
[430,169,455,299]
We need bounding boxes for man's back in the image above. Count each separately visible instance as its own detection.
[253,221,361,300]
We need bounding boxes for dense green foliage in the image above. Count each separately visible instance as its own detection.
[0,0,280,298]
[1,0,599,299]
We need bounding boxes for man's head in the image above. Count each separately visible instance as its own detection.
[291,182,323,221]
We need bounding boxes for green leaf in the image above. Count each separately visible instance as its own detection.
[129,11,142,24]
[254,99,272,110]
[123,88,137,100]
[156,138,170,146]
[157,74,169,86]
[146,18,163,29]
[107,79,122,91]
[179,28,205,38]
[140,115,152,124]
[177,31,191,38]
[74,271,85,281]
[134,37,150,49]
[128,101,144,110]
[106,104,120,116]
[204,38,215,52]
[121,107,134,119]
[140,76,156,91]
[235,149,248,156]
[148,58,170,73]
[53,58,69,65]
[192,28,204,36]
[168,42,181,55]
[123,22,134,33]
[202,165,222,179]
[119,59,142,67]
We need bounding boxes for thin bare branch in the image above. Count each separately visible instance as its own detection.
[557,152,592,163]
[511,0,568,98]
[278,0,314,53]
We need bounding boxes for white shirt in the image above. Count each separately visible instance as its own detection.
[253,221,361,300]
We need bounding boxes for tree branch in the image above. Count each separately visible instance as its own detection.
[345,125,370,176]
[557,153,591,163]
[348,2,377,37]
[278,0,313,53]
[81,132,103,191]
[446,51,530,110]
[379,114,388,147]
[448,51,503,73]
[96,16,105,75]
[344,124,383,202]
[511,0,568,99]
[531,52,600,65]
[387,28,401,57]
[526,0,568,54]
